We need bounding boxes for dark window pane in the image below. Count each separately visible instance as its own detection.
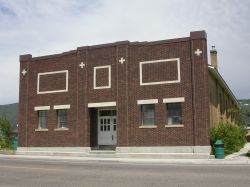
[143,118,154,125]
[167,103,182,125]
[58,109,68,128]
[99,110,111,116]
[141,104,155,125]
[38,110,48,129]
[111,110,117,116]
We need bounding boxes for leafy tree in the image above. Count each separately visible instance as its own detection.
[0,117,12,149]
[228,108,250,125]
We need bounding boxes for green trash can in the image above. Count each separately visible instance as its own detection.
[214,140,224,159]
[12,137,18,151]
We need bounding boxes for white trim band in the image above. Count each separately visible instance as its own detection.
[34,106,50,111]
[37,70,68,94]
[137,99,158,105]
[53,105,70,110]
[88,102,116,108]
[94,65,111,89]
[163,97,185,103]
[140,58,181,86]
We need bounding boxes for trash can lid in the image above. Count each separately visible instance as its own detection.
[215,139,223,145]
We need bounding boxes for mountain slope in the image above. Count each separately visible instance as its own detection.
[238,99,250,126]
[0,103,18,131]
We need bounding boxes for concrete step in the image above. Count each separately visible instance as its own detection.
[115,153,212,159]
[16,150,212,159]
[87,153,211,159]
[16,151,88,157]
[89,150,116,154]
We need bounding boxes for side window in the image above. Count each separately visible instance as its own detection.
[57,109,68,128]
[141,104,155,125]
[167,103,182,125]
[38,110,48,129]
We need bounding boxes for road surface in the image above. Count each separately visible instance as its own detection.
[0,157,249,187]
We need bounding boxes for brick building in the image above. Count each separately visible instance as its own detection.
[18,31,239,154]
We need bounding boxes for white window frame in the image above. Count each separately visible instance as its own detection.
[56,109,68,129]
[94,65,111,89]
[140,104,156,126]
[164,97,185,127]
[37,70,68,94]
[137,99,158,128]
[139,58,180,86]
[37,110,49,130]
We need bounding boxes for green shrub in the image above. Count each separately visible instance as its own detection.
[211,123,246,155]
[0,117,12,149]
[247,150,250,158]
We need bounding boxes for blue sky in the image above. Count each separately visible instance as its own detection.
[0,0,250,104]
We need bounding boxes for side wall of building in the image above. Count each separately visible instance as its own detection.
[208,73,239,128]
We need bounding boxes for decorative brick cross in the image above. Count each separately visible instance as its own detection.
[22,69,27,76]
[79,62,85,69]
[119,57,125,64]
[194,49,202,56]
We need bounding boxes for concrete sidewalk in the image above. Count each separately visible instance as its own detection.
[1,143,249,165]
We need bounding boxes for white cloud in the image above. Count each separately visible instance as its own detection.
[0,0,250,104]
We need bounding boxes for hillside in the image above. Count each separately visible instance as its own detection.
[238,99,250,126]
[0,103,18,131]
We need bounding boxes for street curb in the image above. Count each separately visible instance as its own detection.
[0,154,249,165]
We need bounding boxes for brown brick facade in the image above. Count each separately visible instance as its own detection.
[19,31,224,148]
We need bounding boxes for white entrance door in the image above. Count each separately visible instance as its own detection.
[98,110,117,145]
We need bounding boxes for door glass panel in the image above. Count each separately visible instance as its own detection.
[101,119,103,124]
[104,125,106,131]
[100,110,111,116]
[101,125,103,131]
[107,125,110,131]
[104,118,106,124]
[111,110,117,116]
[113,125,116,131]
[107,118,110,124]
[113,118,116,124]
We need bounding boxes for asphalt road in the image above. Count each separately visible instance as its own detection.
[0,157,250,187]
